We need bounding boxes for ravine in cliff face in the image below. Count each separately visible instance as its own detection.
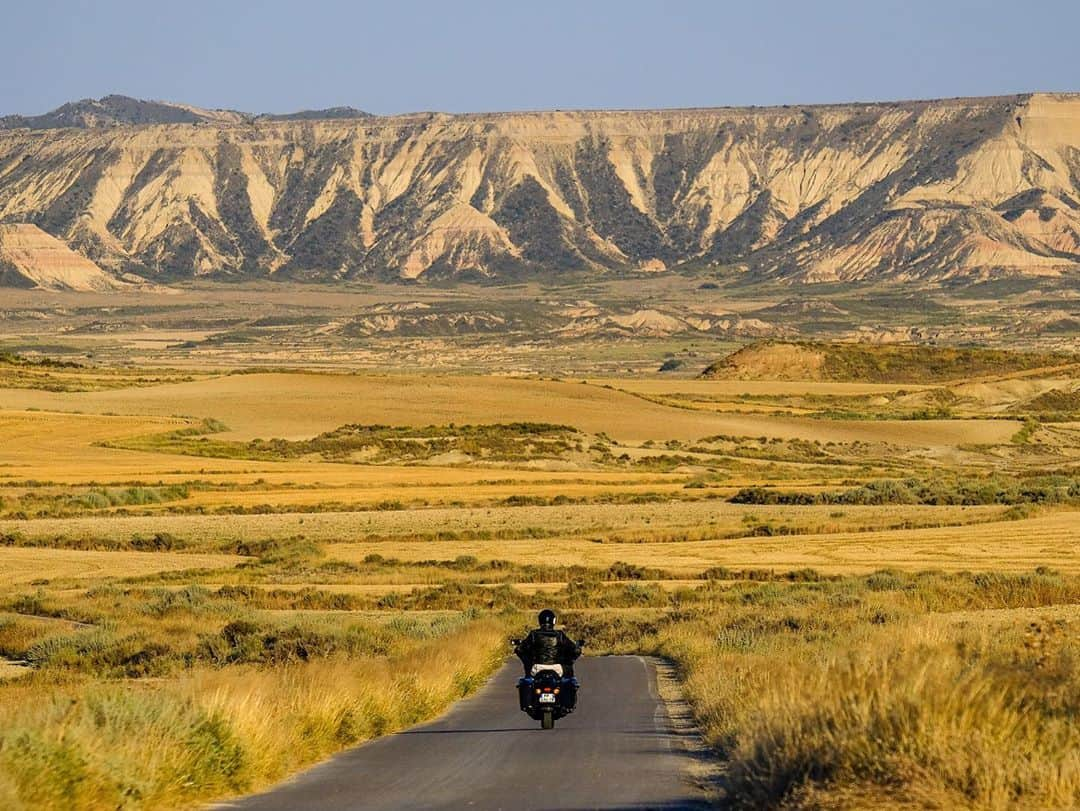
[1,94,1079,286]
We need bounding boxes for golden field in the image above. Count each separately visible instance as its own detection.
[0,501,1009,549]
[0,371,1022,446]
[0,547,243,586]
[324,509,1080,575]
[0,345,1077,809]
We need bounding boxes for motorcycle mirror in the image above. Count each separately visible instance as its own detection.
[578,639,587,647]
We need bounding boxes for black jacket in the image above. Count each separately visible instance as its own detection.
[515,629,580,670]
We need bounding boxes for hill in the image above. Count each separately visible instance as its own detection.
[0,93,1078,283]
[0,96,372,130]
[0,224,128,291]
[0,95,248,130]
[700,341,1078,383]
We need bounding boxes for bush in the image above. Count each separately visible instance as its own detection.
[730,475,1080,507]
[25,631,172,677]
[130,532,185,551]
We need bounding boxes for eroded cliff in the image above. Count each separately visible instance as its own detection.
[1,93,1078,284]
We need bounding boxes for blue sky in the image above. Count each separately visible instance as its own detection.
[3,0,1078,115]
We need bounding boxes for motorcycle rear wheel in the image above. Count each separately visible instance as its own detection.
[541,710,554,730]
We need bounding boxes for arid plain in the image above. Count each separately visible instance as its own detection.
[0,288,1077,809]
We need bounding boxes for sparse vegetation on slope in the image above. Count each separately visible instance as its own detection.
[103,421,589,465]
[702,341,1077,383]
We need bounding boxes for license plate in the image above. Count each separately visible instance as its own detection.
[538,693,556,703]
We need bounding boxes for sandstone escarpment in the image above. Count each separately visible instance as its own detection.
[0,93,1078,283]
[0,224,126,291]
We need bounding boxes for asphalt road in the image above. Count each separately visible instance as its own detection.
[219,656,709,811]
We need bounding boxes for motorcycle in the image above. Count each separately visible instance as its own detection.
[510,638,584,730]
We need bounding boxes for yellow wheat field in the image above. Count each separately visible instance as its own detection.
[323,511,1080,575]
[0,547,243,586]
[0,503,1008,547]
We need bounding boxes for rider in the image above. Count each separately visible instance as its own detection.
[514,609,581,677]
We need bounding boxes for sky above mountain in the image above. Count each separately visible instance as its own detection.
[2,0,1079,117]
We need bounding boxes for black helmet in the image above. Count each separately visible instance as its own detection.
[538,609,556,630]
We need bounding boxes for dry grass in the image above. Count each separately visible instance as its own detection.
[0,547,242,586]
[0,617,508,810]
[618,572,1080,809]
[933,602,1080,625]
[717,627,1079,809]
[0,661,28,680]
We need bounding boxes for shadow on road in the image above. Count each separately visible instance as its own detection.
[402,727,529,735]
[539,802,712,811]
[404,725,669,736]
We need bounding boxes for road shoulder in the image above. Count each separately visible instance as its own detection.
[650,655,722,802]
